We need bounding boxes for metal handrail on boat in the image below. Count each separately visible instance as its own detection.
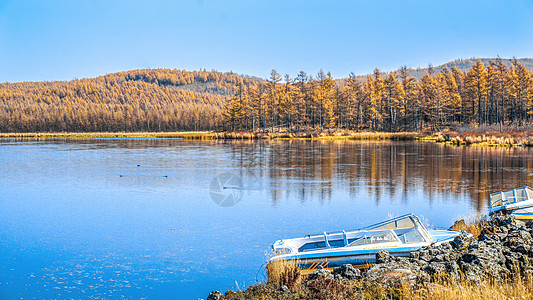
[490,186,533,208]
[303,213,419,239]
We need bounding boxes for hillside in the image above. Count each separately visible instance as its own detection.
[0,69,261,132]
[402,57,533,80]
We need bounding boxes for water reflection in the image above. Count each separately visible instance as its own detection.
[2,138,531,210]
[222,140,532,211]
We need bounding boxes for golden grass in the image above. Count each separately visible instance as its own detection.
[262,261,533,299]
[410,275,533,300]
[434,130,533,147]
[0,131,219,139]
[450,213,488,239]
[266,259,302,289]
[0,130,422,140]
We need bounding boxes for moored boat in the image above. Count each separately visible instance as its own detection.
[489,186,533,220]
[269,214,464,274]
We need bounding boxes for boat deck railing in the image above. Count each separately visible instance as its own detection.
[490,186,533,208]
[303,213,418,239]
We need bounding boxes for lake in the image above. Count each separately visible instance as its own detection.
[0,138,532,299]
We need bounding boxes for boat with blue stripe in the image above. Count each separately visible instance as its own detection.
[489,186,533,220]
[269,214,464,274]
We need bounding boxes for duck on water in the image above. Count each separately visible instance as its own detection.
[269,214,466,274]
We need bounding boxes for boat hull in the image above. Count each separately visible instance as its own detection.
[270,245,421,275]
[509,207,533,220]
[295,250,412,274]
[490,205,533,221]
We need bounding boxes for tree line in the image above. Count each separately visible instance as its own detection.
[1,59,532,133]
[0,69,259,132]
[224,59,533,132]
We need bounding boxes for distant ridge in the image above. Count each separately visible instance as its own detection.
[395,57,533,80]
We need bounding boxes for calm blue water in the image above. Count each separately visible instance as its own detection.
[0,138,532,299]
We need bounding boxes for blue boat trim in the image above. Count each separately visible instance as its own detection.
[269,214,466,271]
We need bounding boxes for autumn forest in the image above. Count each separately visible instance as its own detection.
[1,58,532,133]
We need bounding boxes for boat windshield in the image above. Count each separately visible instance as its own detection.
[348,230,400,246]
[367,215,417,231]
[397,227,426,243]
[490,187,533,208]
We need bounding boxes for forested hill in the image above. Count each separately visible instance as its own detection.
[0,69,262,132]
[403,58,533,80]
[107,69,263,96]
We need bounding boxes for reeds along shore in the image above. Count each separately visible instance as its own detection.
[223,270,533,300]
[0,130,421,140]
[433,130,533,146]
[1,129,532,146]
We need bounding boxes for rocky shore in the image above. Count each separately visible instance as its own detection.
[204,215,533,300]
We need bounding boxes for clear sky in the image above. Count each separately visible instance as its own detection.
[1,0,533,82]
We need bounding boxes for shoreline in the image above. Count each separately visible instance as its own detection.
[204,215,533,300]
[1,130,532,146]
[0,131,420,140]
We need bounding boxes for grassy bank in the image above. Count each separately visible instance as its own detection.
[2,129,531,146]
[0,130,421,141]
[0,131,219,139]
[431,130,533,147]
[426,124,533,147]
[219,274,533,300]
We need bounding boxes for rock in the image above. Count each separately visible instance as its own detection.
[333,264,361,280]
[206,291,222,300]
[445,261,460,279]
[425,262,446,276]
[376,250,392,264]
[417,249,432,262]
[452,233,472,250]
[308,268,334,281]
[365,265,417,287]
[450,219,467,231]
[504,230,533,254]
[492,214,516,227]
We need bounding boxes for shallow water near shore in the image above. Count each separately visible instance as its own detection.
[0,138,532,299]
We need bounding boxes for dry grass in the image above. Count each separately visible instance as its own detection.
[411,275,533,300]
[266,259,302,289]
[0,131,219,139]
[260,262,533,299]
[434,129,533,147]
[450,213,488,239]
[0,130,422,141]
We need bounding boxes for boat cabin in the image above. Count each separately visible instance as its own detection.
[490,186,533,213]
[294,214,431,253]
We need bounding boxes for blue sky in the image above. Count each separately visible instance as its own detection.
[1,0,533,82]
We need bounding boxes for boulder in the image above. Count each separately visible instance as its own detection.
[452,233,472,250]
[207,291,222,300]
[308,268,334,281]
[376,250,392,264]
[333,264,361,280]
